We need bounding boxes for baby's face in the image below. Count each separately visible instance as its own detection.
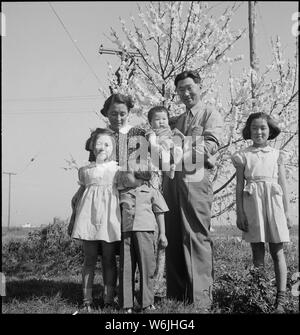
[151,111,169,130]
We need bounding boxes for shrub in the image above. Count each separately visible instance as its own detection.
[2,220,84,277]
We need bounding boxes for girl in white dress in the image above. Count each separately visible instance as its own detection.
[231,112,291,313]
[70,128,121,311]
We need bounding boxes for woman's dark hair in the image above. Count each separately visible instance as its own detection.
[242,112,281,140]
[147,106,170,124]
[100,93,134,117]
[85,128,116,156]
[174,70,201,88]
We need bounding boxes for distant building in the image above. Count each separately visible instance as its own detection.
[22,223,31,228]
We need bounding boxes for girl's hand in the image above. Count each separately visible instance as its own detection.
[236,213,248,232]
[286,214,292,229]
[158,234,168,249]
[67,215,75,237]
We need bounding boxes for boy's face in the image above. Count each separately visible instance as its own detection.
[151,111,169,129]
[93,134,114,162]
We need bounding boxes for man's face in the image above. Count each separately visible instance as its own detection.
[176,77,201,109]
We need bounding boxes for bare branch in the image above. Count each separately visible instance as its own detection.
[175,1,194,62]
[212,202,235,218]
[213,173,236,195]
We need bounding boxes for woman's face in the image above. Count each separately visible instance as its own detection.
[107,103,129,131]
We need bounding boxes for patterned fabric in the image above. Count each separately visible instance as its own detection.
[86,125,146,165]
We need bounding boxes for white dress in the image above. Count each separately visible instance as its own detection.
[231,145,290,243]
[71,160,121,242]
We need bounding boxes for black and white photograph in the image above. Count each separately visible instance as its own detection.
[1,1,299,317]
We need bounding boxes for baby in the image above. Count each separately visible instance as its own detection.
[146,106,184,179]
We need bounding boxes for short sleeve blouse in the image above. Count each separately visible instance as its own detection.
[231,150,246,168]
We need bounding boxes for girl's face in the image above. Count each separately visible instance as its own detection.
[151,111,169,129]
[107,103,129,131]
[93,134,114,162]
[250,118,270,146]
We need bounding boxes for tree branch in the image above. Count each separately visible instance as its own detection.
[213,173,236,195]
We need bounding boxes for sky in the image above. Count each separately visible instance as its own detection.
[1,1,298,227]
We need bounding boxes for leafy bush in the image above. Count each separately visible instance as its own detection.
[213,266,276,313]
[2,220,84,277]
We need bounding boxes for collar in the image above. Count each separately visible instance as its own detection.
[249,145,273,153]
[108,124,132,134]
[188,100,204,116]
[119,124,132,134]
[124,183,151,195]
[90,160,118,168]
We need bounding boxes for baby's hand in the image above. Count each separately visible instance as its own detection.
[172,128,185,140]
[158,234,168,249]
[155,126,172,139]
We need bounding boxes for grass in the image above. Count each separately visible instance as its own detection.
[2,223,299,314]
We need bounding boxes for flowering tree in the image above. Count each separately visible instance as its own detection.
[211,36,298,219]
[99,1,298,220]
[101,1,245,116]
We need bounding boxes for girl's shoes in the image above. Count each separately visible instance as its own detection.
[143,304,156,312]
[83,303,92,313]
[274,291,286,313]
[123,308,133,314]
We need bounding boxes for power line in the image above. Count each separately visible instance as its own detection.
[3,95,103,103]
[2,110,97,115]
[48,2,103,88]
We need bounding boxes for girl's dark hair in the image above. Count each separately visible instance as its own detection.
[174,70,201,88]
[242,112,281,140]
[100,93,134,117]
[85,128,115,156]
[147,106,170,124]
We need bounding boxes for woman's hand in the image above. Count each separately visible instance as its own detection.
[236,213,248,232]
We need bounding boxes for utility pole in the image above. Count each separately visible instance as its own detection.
[99,44,142,93]
[3,172,17,230]
[248,1,259,108]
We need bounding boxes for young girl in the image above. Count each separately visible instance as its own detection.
[231,112,291,313]
[68,128,121,312]
[117,164,169,313]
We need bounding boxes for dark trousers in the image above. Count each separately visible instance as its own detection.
[163,170,214,308]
